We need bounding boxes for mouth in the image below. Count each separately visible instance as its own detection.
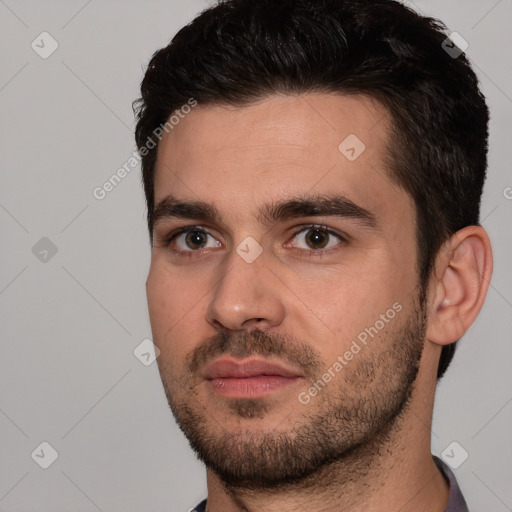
[203,357,305,398]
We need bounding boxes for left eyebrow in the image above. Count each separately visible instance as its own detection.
[257,194,379,230]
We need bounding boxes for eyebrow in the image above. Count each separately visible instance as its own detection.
[152,193,378,231]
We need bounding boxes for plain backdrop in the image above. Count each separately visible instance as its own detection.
[1,1,511,511]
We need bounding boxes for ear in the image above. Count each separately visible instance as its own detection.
[426,226,493,345]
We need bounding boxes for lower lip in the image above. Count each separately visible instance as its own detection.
[208,375,302,398]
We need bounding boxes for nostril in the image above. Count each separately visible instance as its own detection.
[242,318,266,328]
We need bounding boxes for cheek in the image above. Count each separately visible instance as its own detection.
[146,261,205,360]
[283,255,414,349]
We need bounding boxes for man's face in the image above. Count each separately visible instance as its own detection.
[147,93,426,488]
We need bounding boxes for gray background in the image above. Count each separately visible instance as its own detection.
[0,1,510,510]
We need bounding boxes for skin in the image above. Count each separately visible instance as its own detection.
[146,93,493,512]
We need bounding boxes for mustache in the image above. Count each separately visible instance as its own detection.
[186,329,323,379]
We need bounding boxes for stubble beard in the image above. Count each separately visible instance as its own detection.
[158,297,426,492]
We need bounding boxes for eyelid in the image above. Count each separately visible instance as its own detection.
[166,225,221,249]
[158,223,347,255]
[164,225,202,242]
[287,223,348,244]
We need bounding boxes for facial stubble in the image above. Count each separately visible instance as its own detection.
[157,299,426,491]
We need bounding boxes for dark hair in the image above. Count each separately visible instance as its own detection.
[133,0,489,379]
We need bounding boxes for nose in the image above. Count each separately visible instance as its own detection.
[205,245,286,332]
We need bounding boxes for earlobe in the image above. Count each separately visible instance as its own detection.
[426,226,493,346]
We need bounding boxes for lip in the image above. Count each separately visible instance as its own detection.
[203,357,304,398]
[204,358,303,379]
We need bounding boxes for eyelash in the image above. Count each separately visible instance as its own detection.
[163,226,216,258]
[162,224,347,258]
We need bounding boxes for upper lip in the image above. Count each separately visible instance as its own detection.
[203,358,304,379]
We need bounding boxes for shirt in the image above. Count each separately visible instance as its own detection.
[190,456,468,512]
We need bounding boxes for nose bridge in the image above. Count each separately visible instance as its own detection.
[205,243,285,331]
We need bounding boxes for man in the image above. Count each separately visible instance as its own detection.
[133,0,493,510]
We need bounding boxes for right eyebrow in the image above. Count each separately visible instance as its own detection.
[152,194,222,226]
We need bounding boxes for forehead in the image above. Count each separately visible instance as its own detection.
[153,93,410,225]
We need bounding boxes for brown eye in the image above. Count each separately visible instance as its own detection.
[170,228,221,252]
[185,230,208,250]
[305,229,329,249]
[290,226,344,251]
